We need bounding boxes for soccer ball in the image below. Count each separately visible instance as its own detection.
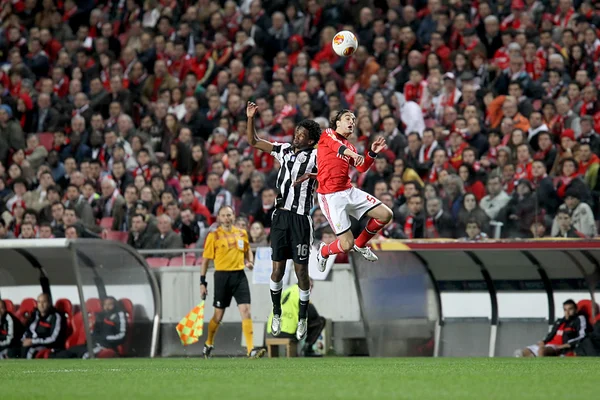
[332,30,358,57]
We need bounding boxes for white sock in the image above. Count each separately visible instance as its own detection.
[270,279,283,292]
[299,288,310,302]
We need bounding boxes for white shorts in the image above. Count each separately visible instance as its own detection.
[318,187,381,235]
[526,344,558,356]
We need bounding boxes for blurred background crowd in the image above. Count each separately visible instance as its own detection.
[1,0,600,249]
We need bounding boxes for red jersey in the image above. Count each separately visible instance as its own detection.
[316,129,375,194]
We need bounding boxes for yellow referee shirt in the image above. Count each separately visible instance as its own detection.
[203,226,249,271]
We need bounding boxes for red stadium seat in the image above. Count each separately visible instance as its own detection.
[105,231,129,243]
[2,299,14,313]
[577,300,599,326]
[195,185,209,197]
[145,257,170,267]
[194,257,204,266]
[55,298,73,318]
[38,132,54,151]
[168,256,196,267]
[35,348,52,359]
[16,298,37,325]
[97,348,118,358]
[85,298,102,314]
[100,217,114,229]
[66,312,87,349]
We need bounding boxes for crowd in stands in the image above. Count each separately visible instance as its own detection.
[1,0,600,250]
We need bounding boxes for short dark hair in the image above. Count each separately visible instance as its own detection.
[563,299,577,308]
[297,119,322,146]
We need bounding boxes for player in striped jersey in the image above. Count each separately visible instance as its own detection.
[246,102,321,341]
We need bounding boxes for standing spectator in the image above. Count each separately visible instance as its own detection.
[204,172,233,219]
[96,178,126,221]
[425,197,455,238]
[251,188,276,228]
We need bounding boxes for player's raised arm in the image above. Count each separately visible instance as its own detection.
[246,102,273,153]
[353,136,387,173]
[322,129,365,166]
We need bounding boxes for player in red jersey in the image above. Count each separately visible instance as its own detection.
[315,109,393,270]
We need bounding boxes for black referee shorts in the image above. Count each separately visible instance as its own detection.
[270,209,313,265]
[213,270,251,309]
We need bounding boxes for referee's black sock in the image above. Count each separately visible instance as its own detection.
[270,279,283,315]
[299,288,310,319]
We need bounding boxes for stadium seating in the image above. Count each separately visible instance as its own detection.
[37,132,54,151]
[85,298,102,314]
[100,217,115,230]
[55,298,73,318]
[168,256,196,267]
[195,185,209,197]
[104,231,129,243]
[145,257,170,267]
[577,300,599,326]
[16,298,37,324]
[65,311,87,349]
[3,299,15,313]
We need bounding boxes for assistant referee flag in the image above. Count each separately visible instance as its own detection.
[176,301,205,345]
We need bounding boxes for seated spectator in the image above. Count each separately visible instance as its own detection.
[96,178,126,221]
[127,213,156,251]
[38,223,54,239]
[249,221,268,246]
[515,299,586,357]
[20,293,66,359]
[400,195,426,239]
[62,206,100,238]
[64,183,95,227]
[19,222,36,239]
[425,197,454,238]
[479,175,511,221]
[462,219,489,241]
[554,209,586,238]
[112,185,139,232]
[251,188,276,228]
[0,299,24,358]
[151,214,183,257]
[204,171,233,218]
[499,179,538,238]
[54,297,127,359]
[457,193,490,237]
[180,208,204,247]
[49,201,66,238]
[551,189,596,238]
[267,280,326,357]
[458,163,486,202]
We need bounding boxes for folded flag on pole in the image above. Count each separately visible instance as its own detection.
[176,301,205,346]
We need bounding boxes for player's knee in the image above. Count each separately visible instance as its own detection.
[379,205,393,223]
[271,266,285,281]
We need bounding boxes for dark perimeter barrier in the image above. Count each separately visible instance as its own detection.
[351,240,600,357]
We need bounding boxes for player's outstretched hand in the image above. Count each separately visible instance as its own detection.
[200,285,208,300]
[293,172,317,186]
[371,137,388,154]
[353,154,365,167]
[247,102,258,118]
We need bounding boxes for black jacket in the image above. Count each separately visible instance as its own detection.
[544,315,587,347]
[92,309,127,349]
[0,312,24,350]
[23,309,66,349]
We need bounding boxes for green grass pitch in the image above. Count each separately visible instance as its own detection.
[1,358,599,399]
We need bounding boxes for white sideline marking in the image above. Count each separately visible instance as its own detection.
[22,368,122,374]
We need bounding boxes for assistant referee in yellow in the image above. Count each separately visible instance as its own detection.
[200,205,265,358]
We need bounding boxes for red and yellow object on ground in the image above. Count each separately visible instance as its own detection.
[176,301,205,345]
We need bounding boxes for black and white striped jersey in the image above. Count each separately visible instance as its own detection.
[270,143,317,216]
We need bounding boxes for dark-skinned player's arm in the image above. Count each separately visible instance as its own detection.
[351,136,387,173]
[246,101,273,153]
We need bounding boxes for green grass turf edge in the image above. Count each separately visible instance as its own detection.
[1,358,599,400]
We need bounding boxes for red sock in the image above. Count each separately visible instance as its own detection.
[321,239,345,257]
[355,218,387,248]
